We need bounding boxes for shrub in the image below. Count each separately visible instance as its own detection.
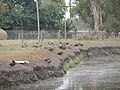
[0,28,7,40]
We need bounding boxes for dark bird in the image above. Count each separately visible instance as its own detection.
[79,43,83,46]
[44,57,50,62]
[21,42,27,48]
[48,47,54,51]
[44,58,52,64]
[47,60,51,63]
[74,43,83,46]
[10,60,16,66]
[48,41,54,45]
[57,51,64,55]
[65,41,69,45]
[32,42,41,48]
[57,42,66,50]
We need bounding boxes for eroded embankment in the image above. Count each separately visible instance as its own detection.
[0,45,120,88]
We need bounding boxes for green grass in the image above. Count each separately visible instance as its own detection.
[64,56,83,70]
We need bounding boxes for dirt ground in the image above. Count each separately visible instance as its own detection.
[0,39,120,70]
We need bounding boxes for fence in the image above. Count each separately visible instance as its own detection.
[5,30,73,40]
[5,30,120,40]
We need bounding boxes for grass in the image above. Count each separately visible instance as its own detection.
[64,56,83,70]
[0,38,120,63]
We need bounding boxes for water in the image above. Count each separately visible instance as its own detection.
[5,56,120,90]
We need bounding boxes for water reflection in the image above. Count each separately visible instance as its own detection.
[56,56,120,90]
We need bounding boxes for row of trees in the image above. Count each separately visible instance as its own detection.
[0,0,74,31]
[71,0,120,35]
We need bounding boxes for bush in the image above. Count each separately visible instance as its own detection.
[0,28,7,40]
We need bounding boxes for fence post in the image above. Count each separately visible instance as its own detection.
[40,30,43,42]
[89,29,91,40]
[21,30,24,44]
[58,30,61,41]
[74,29,77,40]
[18,33,20,40]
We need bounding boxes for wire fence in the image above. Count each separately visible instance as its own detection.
[6,30,73,40]
[5,30,120,40]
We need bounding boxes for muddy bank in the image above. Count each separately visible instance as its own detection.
[0,45,120,88]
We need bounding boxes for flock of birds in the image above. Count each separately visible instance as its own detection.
[10,41,83,66]
[21,41,83,50]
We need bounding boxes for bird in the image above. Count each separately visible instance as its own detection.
[74,43,83,46]
[48,41,54,45]
[32,42,41,48]
[9,60,16,66]
[57,42,67,50]
[57,51,64,55]
[47,60,51,63]
[48,47,54,51]
[21,42,27,48]
[44,58,50,61]
[44,58,52,64]
[65,41,69,45]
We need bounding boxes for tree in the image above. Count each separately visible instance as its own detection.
[0,2,7,15]
[71,0,120,35]
[0,0,65,31]
[71,0,94,30]
[40,0,65,30]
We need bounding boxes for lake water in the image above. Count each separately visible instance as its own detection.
[5,56,120,90]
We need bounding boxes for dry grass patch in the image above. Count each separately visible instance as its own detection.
[0,39,120,64]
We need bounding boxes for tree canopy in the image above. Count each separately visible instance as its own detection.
[71,0,120,34]
[0,0,67,31]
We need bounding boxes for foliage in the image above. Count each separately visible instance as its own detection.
[0,2,7,15]
[40,0,65,30]
[71,0,120,34]
[0,0,66,31]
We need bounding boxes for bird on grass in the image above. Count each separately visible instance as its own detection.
[21,42,27,48]
[57,42,66,50]
[48,47,54,51]
[44,58,52,64]
[57,51,64,55]
[48,41,54,45]
[64,41,69,45]
[32,42,42,48]
[74,43,83,46]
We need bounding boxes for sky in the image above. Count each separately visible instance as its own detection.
[65,0,76,18]
[65,0,70,18]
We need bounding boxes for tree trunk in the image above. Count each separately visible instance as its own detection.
[90,0,100,32]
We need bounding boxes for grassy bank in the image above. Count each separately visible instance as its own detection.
[64,55,83,70]
[0,38,120,63]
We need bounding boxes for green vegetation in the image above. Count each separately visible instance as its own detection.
[0,0,66,30]
[64,56,83,70]
[0,2,7,15]
[71,0,120,35]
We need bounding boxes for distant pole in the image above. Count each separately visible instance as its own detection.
[40,30,43,42]
[64,7,67,40]
[35,0,40,43]
[69,0,71,18]
[58,30,61,41]
[21,30,24,44]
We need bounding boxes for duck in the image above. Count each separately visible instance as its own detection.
[10,60,16,66]
[57,51,64,55]
[21,42,27,48]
